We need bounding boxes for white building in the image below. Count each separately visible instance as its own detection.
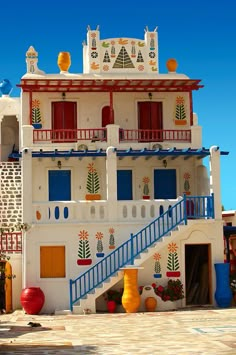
[0,26,229,314]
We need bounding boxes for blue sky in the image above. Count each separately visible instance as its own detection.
[1,0,236,210]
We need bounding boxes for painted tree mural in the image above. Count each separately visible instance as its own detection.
[86,163,100,194]
[96,232,104,257]
[113,46,135,68]
[142,177,150,197]
[153,252,162,278]
[166,242,180,277]
[77,230,92,265]
[108,227,115,249]
[175,96,187,125]
[32,99,42,127]
[183,172,191,195]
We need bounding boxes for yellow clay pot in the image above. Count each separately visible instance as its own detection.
[166,58,178,72]
[57,52,71,72]
[122,269,141,313]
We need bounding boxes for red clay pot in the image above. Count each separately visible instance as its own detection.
[20,287,45,315]
[107,300,116,313]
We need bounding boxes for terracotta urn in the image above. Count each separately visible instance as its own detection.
[57,52,71,72]
[107,300,116,313]
[20,287,45,315]
[166,58,178,72]
[145,297,157,312]
[122,268,141,313]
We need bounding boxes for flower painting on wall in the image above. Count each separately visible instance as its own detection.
[77,230,92,266]
[32,99,42,129]
[85,163,101,200]
[108,228,116,249]
[174,96,187,126]
[166,242,180,277]
[96,232,104,257]
[183,172,191,195]
[153,252,162,278]
[142,176,150,199]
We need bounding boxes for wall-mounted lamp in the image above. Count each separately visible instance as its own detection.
[148,92,152,100]
[62,92,66,100]
[163,159,167,168]
[57,160,62,169]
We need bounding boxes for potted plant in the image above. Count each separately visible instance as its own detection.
[103,289,123,313]
[152,279,184,302]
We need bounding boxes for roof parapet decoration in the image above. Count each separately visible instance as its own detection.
[26,46,45,75]
[83,25,159,74]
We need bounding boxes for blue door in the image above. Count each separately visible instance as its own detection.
[49,170,71,201]
[154,169,176,199]
[117,170,133,200]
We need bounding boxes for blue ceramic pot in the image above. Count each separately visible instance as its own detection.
[0,79,13,95]
[214,262,232,308]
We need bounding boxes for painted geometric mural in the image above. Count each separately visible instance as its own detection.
[85,27,158,73]
[113,46,135,68]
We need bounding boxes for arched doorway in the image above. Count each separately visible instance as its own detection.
[0,261,12,313]
[102,106,114,127]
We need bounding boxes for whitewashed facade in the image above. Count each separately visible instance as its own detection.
[0,26,228,314]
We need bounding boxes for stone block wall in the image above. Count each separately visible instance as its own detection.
[0,162,22,227]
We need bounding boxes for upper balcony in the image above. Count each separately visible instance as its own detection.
[22,124,201,151]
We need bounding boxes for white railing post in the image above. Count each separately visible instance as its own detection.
[21,125,33,150]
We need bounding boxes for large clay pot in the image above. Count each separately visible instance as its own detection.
[57,52,71,72]
[20,287,45,315]
[122,268,141,313]
[145,297,157,312]
[0,79,13,95]
[214,263,232,308]
[166,58,178,72]
[107,300,116,313]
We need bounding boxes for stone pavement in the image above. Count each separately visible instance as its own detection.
[0,307,236,354]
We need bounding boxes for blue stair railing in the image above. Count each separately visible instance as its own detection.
[69,194,214,310]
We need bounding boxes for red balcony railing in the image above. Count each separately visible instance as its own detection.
[33,128,107,143]
[32,128,191,143]
[0,232,22,253]
[120,129,191,142]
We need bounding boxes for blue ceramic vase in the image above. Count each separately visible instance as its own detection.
[0,79,13,95]
[214,262,232,308]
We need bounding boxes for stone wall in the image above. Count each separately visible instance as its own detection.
[0,162,22,227]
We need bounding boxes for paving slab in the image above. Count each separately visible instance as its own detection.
[0,307,236,354]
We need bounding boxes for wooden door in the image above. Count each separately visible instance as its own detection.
[4,261,12,313]
[49,170,71,201]
[138,102,163,141]
[154,169,176,199]
[117,170,133,200]
[52,101,77,142]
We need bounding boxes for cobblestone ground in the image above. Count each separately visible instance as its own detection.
[0,307,236,354]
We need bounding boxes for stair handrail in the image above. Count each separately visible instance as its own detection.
[69,194,214,310]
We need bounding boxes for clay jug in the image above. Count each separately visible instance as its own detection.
[57,52,71,72]
[145,297,157,312]
[166,58,178,72]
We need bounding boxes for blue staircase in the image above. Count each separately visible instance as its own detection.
[69,194,214,311]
